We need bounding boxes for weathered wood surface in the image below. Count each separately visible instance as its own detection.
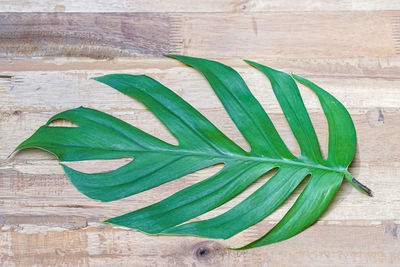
[1,0,400,12]
[1,2,400,267]
[0,11,399,59]
[1,223,399,266]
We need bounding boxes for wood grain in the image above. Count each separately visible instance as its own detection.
[1,59,400,112]
[0,59,399,265]
[0,11,398,59]
[0,157,398,221]
[1,0,400,12]
[0,13,181,59]
[0,5,399,266]
[0,223,399,267]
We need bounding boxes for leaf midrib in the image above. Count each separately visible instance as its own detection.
[55,143,345,174]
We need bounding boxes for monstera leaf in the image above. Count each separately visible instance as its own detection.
[15,55,371,249]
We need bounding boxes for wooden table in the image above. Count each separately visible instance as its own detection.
[1,1,399,266]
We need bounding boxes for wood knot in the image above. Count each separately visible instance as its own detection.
[196,247,209,258]
[192,241,224,261]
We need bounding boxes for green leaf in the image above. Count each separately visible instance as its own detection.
[14,55,371,249]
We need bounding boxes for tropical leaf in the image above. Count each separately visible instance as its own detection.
[14,55,371,249]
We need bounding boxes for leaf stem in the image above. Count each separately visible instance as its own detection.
[344,171,373,197]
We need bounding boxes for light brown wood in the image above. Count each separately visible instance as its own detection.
[1,0,400,12]
[1,59,399,265]
[0,13,179,59]
[0,11,398,59]
[0,222,399,266]
[0,5,399,267]
[1,58,400,112]
[0,157,398,220]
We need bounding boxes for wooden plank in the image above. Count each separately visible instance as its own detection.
[0,11,398,59]
[0,13,181,59]
[180,11,398,59]
[3,56,400,76]
[0,222,399,266]
[1,59,400,113]
[0,156,398,221]
[1,0,400,12]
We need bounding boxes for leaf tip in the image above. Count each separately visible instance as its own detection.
[60,163,70,172]
[242,59,256,66]
[227,244,252,251]
[91,76,103,82]
[291,73,305,83]
[11,139,33,158]
[226,246,241,251]
[7,151,15,159]
[8,145,22,159]
[102,219,123,227]
[243,60,278,76]
[164,54,180,59]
